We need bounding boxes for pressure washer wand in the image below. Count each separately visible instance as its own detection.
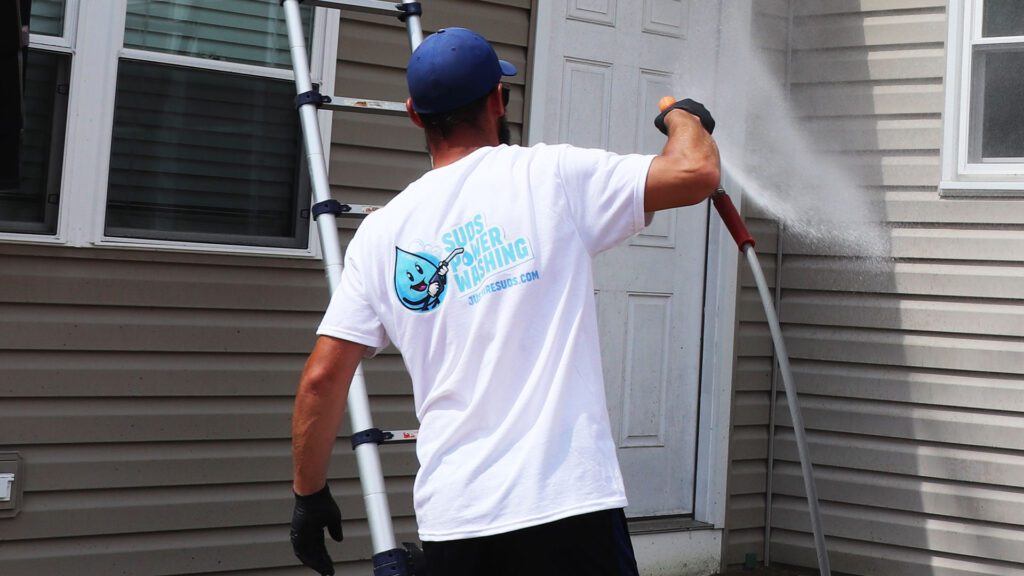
[711,186,832,576]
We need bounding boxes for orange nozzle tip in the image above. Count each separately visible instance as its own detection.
[658,96,676,112]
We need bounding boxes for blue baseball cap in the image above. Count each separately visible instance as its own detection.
[407,28,517,115]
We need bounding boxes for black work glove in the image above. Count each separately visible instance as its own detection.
[654,98,715,135]
[290,484,343,575]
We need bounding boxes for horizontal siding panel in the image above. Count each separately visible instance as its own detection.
[785,326,1024,374]
[730,460,768,495]
[0,350,410,397]
[784,229,1024,261]
[734,356,773,392]
[332,112,429,153]
[0,396,417,444]
[792,83,944,117]
[773,395,1024,450]
[803,117,942,152]
[415,0,530,47]
[724,528,765,565]
[789,360,1024,412]
[0,255,326,310]
[754,0,790,19]
[731,425,770,461]
[772,462,1024,526]
[890,229,1024,261]
[726,493,767,530]
[332,60,409,113]
[791,13,946,50]
[737,323,775,357]
[732,392,772,427]
[329,145,431,192]
[0,351,302,397]
[0,304,319,353]
[724,528,765,561]
[782,257,1024,299]
[0,518,420,576]
[772,496,1024,564]
[753,15,789,52]
[773,529,1022,576]
[794,0,945,16]
[774,429,1024,488]
[740,256,777,288]
[791,47,945,83]
[780,292,1024,337]
[0,479,414,541]
[19,441,417,491]
[739,289,772,323]
[886,191,1024,224]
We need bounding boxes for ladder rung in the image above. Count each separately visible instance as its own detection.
[322,97,407,117]
[383,429,418,444]
[301,0,401,17]
[338,203,384,217]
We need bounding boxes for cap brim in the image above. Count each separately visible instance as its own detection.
[499,59,518,77]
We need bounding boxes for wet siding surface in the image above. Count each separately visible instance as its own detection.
[726,1,1024,574]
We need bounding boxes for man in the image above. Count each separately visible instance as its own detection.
[290,27,719,576]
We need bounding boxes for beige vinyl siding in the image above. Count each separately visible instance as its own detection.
[722,0,791,567]
[727,0,1024,574]
[723,219,780,567]
[0,2,530,575]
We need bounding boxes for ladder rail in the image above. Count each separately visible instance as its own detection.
[282,0,425,562]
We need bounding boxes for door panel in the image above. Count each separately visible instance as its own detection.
[530,0,707,516]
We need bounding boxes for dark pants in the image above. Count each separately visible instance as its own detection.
[421,508,640,576]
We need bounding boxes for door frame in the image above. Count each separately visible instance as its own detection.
[525,0,752,530]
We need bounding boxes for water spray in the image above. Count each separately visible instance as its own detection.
[659,98,832,575]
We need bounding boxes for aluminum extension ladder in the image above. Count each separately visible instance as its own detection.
[281,1,424,574]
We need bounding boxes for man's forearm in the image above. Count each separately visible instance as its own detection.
[292,336,366,495]
[645,109,721,211]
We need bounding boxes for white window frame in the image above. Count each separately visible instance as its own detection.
[4,0,340,258]
[941,0,1024,197]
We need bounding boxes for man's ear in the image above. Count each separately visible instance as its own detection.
[490,83,506,117]
[406,98,424,128]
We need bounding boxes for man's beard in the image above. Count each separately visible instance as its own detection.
[497,115,511,145]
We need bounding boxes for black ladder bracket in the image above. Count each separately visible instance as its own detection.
[351,428,418,449]
[372,544,426,576]
[351,428,390,449]
[311,199,351,220]
[295,89,332,110]
[395,2,422,22]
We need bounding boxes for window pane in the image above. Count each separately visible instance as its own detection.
[982,0,1024,38]
[970,49,1024,161]
[1,50,69,235]
[124,0,310,69]
[106,61,309,248]
[28,0,66,37]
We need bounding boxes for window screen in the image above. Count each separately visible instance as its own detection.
[28,0,66,37]
[1,50,69,235]
[105,60,310,248]
[123,0,307,69]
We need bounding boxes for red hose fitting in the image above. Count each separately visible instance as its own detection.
[711,188,755,251]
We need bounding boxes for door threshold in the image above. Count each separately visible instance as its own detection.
[628,515,714,535]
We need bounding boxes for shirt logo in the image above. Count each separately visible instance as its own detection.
[393,246,462,312]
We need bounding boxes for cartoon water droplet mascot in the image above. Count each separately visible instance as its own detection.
[394,247,464,312]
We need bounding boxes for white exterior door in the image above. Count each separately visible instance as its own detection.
[528,0,709,517]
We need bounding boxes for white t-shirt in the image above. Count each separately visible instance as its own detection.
[317,143,654,541]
